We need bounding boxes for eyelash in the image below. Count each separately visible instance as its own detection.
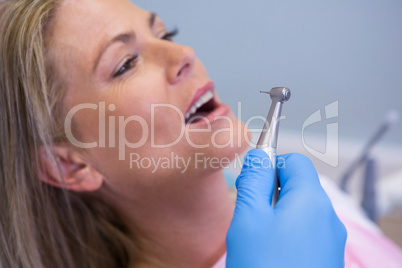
[113,28,179,78]
[161,27,179,41]
[113,55,138,78]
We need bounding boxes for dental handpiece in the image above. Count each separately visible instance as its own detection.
[256,87,291,207]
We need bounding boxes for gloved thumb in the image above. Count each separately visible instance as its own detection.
[235,149,275,210]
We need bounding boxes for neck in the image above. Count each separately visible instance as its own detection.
[110,170,234,268]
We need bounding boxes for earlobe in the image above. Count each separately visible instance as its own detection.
[38,146,103,192]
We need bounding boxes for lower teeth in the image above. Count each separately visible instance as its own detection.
[186,111,210,124]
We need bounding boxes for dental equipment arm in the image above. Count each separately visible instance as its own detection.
[340,110,399,191]
[257,87,291,206]
[226,150,347,268]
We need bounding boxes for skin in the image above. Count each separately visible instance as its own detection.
[44,0,250,267]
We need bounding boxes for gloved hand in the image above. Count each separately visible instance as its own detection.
[226,149,346,268]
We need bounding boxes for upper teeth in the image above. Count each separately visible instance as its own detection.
[185,91,214,120]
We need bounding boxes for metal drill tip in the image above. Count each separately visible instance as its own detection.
[260,90,271,94]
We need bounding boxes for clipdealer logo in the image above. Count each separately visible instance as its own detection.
[64,100,340,168]
[301,101,339,167]
[64,102,253,161]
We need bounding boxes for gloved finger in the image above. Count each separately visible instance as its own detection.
[276,153,330,209]
[276,153,321,191]
[235,149,275,210]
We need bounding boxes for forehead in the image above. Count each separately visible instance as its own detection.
[49,0,149,74]
[54,0,149,41]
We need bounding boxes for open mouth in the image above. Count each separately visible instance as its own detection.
[185,90,218,124]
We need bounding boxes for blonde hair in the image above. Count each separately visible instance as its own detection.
[0,0,145,267]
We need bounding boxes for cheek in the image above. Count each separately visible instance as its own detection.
[149,105,186,147]
[95,98,187,162]
[64,103,105,145]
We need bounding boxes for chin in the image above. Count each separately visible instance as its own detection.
[209,117,251,160]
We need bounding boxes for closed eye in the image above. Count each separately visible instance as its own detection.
[113,55,138,78]
[161,28,178,41]
[112,27,178,78]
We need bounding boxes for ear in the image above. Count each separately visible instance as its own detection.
[38,146,104,192]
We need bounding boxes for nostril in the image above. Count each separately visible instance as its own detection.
[177,62,190,77]
[167,45,195,84]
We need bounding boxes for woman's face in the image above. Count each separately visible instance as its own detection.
[51,0,249,195]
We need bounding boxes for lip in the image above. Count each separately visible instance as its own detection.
[184,81,215,116]
[184,81,231,126]
[188,102,231,127]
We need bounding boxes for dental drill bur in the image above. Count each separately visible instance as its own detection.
[257,87,291,207]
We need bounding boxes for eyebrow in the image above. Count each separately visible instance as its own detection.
[149,12,157,28]
[93,12,157,73]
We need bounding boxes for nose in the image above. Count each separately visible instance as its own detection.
[165,44,196,84]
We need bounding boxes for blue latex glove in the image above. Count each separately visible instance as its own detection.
[226,149,346,268]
